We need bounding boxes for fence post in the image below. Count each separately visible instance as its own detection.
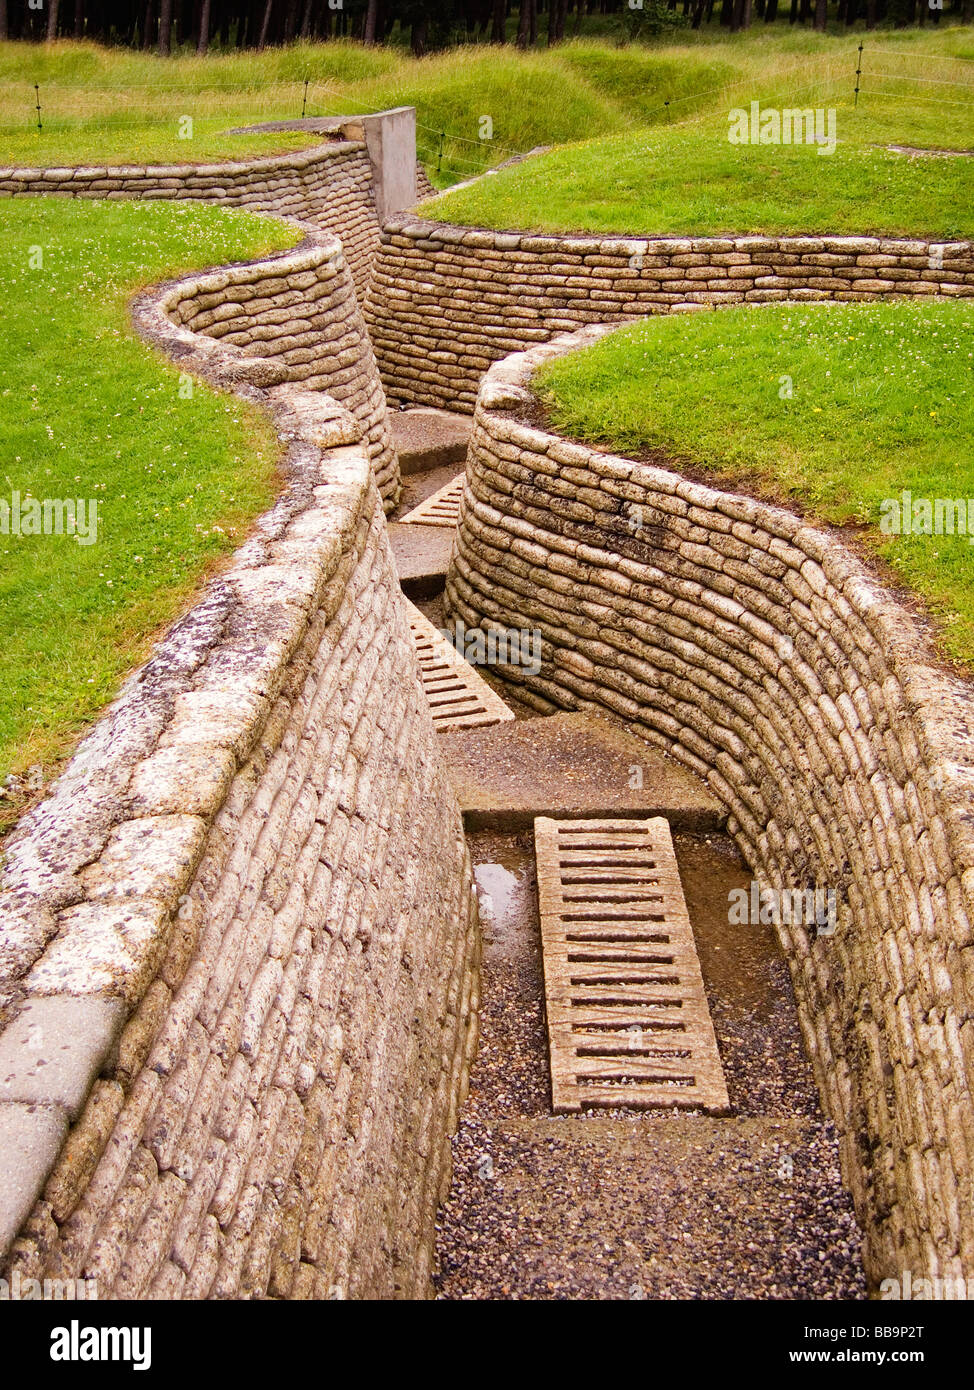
[854,43,863,108]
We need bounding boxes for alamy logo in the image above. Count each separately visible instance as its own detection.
[879,1269,973,1300]
[728,102,837,156]
[0,491,99,545]
[0,1272,96,1300]
[439,619,542,676]
[880,491,974,544]
[50,1321,151,1370]
[728,880,837,936]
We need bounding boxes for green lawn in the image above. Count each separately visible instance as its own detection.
[420,30,974,233]
[2,28,971,187]
[0,197,298,822]
[535,301,974,667]
[425,128,973,240]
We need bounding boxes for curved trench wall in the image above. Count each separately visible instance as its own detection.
[163,226,399,509]
[365,219,974,412]
[0,232,478,1300]
[0,141,382,299]
[448,330,974,1287]
[0,119,438,513]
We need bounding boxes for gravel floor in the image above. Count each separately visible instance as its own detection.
[433,829,867,1301]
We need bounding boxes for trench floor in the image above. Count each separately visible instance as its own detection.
[433,831,866,1301]
[400,444,867,1300]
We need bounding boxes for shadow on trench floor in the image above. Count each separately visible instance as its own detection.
[433,829,867,1301]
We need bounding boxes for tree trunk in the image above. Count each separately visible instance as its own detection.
[158,0,173,52]
[46,0,61,39]
[813,0,826,28]
[411,16,428,53]
[197,0,210,50]
[74,0,84,37]
[258,0,274,48]
[364,0,378,42]
[517,0,534,46]
[491,0,506,40]
[0,0,7,40]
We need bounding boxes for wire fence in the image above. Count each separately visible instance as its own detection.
[855,43,974,110]
[21,41,973,186]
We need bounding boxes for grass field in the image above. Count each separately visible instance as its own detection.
[535,301,974,667]
[1,28,971,184]
[0,198,297,823]
[422,32,974,237]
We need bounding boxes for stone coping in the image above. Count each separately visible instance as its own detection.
[0,137,367,185]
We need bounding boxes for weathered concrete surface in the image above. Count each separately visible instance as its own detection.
[0,1104,68,1257]
[388,521,455,597]
[362,108,417,224]
[0,997,126,1120]
[438,711,724,831]
[391,409,471,476]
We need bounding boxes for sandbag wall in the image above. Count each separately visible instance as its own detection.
[446,331,974,1289]
[365,219,974,413]
[0,233,479,1300]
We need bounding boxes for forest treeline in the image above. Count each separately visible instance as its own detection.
[1,0,970,55]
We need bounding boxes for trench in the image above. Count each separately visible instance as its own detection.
[390,418,867,1301]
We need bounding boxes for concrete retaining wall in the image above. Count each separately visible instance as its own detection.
[448,329,974,1287]
[162,225,399,510]
[0,230,479,1300]
[365,219,974,412]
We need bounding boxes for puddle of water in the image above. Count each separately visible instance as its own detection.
[474,861,519,925]
[674,834,782,1022]
[473,842,534,959]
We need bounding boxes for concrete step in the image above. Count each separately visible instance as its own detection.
[391,407,471,476]
[437,710,725,831]
[389,522,454,598]
[534,815,729,1115]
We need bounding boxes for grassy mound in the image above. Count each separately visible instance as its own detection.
[3,28,970,184]
[0,197,297,815]
[535,301,974,666]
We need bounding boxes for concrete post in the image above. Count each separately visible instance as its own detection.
[360,107,417,224]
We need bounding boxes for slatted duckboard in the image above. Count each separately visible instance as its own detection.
[534,816,729,1115]
[398,474,465,528]
[406,602,515,731]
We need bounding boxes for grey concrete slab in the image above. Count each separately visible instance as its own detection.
[390,408,471,476]
[437,711,725,832]
[389,522,454,598]
[362,107,418,223]
[0,995,126,1121]
[0,1102,68,1257]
